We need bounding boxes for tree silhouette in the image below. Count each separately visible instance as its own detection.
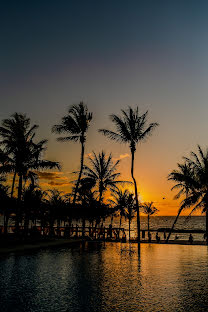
[142,201,158,236]
[0,113,60,230]
[168,145,208,244]
[52,102,92,205]
[99,106,158,241]
[81,151,129,204]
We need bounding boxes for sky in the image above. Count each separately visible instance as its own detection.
[1,0,208,215]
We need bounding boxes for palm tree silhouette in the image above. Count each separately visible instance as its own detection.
[52,102,92,205]
[166,163,193,241]
[99,106,158,241]
[124,192,136,241]
[81,151,128,204]
[168,145,208,244]
[0,113,38,198]
[110,188,130,227]
[0,113,60,229]
[142,202,158,237]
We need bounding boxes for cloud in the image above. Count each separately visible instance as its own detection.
[37,171,70,187]
[37,171,64,181]
[85,153,92,158]
[113,153,130,161]
[47,181,70,186]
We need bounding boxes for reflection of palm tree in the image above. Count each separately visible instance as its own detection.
[124,193,136,241]
[52,102,92,205]
[168,146,208,244]
[142,202,158,236]
[99,107,158,241]
[81,151,128,204]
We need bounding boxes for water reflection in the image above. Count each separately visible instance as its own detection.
[0,243,208,311]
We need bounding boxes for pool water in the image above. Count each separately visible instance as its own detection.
[0,242,208,312]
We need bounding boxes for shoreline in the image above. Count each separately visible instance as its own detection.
[0,238,207,255]
[0,238,83,255]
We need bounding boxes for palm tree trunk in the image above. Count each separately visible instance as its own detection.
[166,207,182,242]
[99,185,103,205]
[129,219,131,241]
[18,174,23,201]
[73,142,85,205]
[147,214,150,236]
[131,149,140,242]
[82,217,86,237]
[3,211,9,236]
[15,174,23,230]
[11,171,16,198]
[206,209,208,245]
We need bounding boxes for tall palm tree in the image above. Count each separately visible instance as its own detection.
[168,145,208,244]
[81,151,129,204]
[52,102,92,205]
[142,202,158,237]
[99,106,158,241]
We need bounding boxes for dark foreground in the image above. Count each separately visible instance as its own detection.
[0,242,208,312]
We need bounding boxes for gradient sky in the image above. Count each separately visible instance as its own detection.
[1,0,208,215]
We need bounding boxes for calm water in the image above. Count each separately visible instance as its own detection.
[0,242,208,312]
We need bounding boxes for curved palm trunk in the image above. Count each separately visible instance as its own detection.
[73,142,85,205]
[166,207,183,242]
[11,171,16,198]
[131,149,140,242]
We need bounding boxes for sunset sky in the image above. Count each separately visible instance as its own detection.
[1,0,208,215]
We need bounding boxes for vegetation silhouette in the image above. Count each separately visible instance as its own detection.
[99,106,158,242]
[52,102,92,205]
[142,202,158,237]
[110,188,131,228]
[123,192,136,241]
[80,151,130,204]
[0,113,60,231]
[168,145,208,244]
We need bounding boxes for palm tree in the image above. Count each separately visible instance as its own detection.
[99,106,158,241]
[0,113,39,198]
[166,163,194,242]
[46,189,67,235]
[168,145,208,244]
[124,192,136,241]
[52,102,92,205]
[81,151,129,204]
[0,113,60,229]
[142,202,158,237]
[110,188,130,227]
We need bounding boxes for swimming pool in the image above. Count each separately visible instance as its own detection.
[0,242,208,311]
